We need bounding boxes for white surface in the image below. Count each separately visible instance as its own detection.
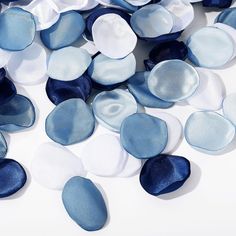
[1,3,236,236]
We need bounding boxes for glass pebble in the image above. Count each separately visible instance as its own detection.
[147,59,199,102]
[185,111,235,152]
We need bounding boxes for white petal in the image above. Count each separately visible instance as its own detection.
[0,48,12,68]
[7,42,48,85]
[92,13,137,59]
[82,134,128,177]
[32,142,86,190]
[187,67,225,111]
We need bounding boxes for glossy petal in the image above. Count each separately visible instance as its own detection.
[128,71,174,108]
[45,98,95,145]
[110,0,138,12]
[159,0,194,32]
[185,111,235,152]
[40,11,85,50]
[32,142,86,190]
[187,68,225,110]
[92,13,137,59]
[149,40,188,64]
[140,154,191,196]
[0,132,7,158]
[147,60,199,102]
[46,74,92,105]
[187,27,235,68]
[93,89,138,132]
[47,47,92,81]
[0,158,27,198]
[0,95,35,132]
[0,7,36,51]
[130,4,173,38]
[215,7,236,29]
[223,93,236,126]
[88,53,136,86]
[153,112,182,153]
[120,113,168,159]
[82,134,128,176]
[203,0,232,8]
[62,176,108,231]
[0,68,17,105]
[24,0,60,31]
[7,42,48,85]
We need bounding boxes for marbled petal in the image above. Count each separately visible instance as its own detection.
[93,89,137,132]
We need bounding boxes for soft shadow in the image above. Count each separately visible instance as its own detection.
[95,183,111,228]
[158,162,202,200]
[2,132,10,147]
[2,165,32,200]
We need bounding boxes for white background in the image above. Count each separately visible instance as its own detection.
[1,2,236,236]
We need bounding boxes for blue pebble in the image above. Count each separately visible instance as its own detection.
[0,68,17,105]
[111,0,138,12]
[120,113,168,159]
[0,94,35,132]
[46,98,95,145]
[40,11,85,50]
[140,155,191,196]
[86,7,131,35]
[147,60,199,102]
[215,7,236,29]
[46,74,92,105]
[185,111,235,152]
[149,40,188,64]
[128,72,174,108]
[62,176,108,231]
[0,158,27,198]
[0,7,36,51]
[0,132,7,158]
[203,0,232,8]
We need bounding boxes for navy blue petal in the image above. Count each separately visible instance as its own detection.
[0,158,27,198]
[203,0,232,8]
[46,74,92,105]
[142,31,183,43]
[140,155,191,196]
[144,59,156,71]
[0,68,17,105]
[149,40,188,64]
[0,94,35,132]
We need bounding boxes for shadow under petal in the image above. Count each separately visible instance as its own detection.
[158,161,202,200]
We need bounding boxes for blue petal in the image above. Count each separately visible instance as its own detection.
[120,113,168,159]
[128,71,174,108]
[46,74,92,105]
[185,111,235,152]
[0,158,27,198]
[0,94,35,132]
[0,68,17,105]
[140,154,191,196]
[203,0,232,8]
[0,7,36,51]
[147,60,199,102]
[215,7,236,29]
[62,176,107,231]
[40,11,85,50]
[45,98,95,145]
